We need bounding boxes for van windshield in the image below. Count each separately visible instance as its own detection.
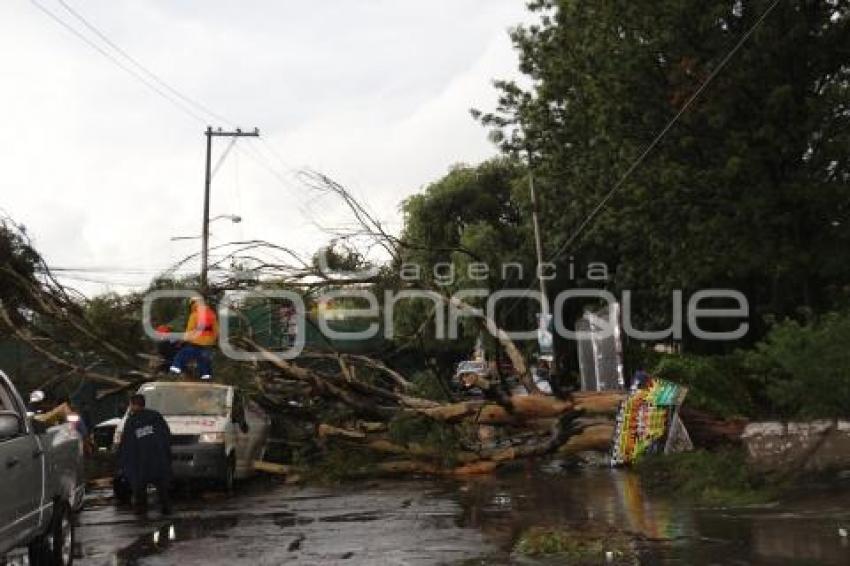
[138,386,228,417]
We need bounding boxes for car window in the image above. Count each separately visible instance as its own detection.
[0,381,16,413]
[138,385,228,417]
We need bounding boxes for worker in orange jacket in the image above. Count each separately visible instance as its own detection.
[170,297,219,380]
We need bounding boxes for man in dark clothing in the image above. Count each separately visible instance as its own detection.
[118,394,173,515]
[154,324,181,374]
[631,366,650,390]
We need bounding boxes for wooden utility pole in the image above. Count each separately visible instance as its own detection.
[201,126,259,291]
[528,172,548,316]
[527,153,559,377]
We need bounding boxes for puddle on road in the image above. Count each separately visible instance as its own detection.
[74,470,850,565]
[108,516,239,565]
[448,466,850,564]
[318,511,386,523]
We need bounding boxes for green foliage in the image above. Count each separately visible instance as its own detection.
[387,412,461,467]
[398,158,540,350]
[477,0,850,347]
[514,525,638,563]
[654,310,850,419]
[636,449,778,506]
[409,370,451,402]
[0,220,40,330]
[739,312,850,419]
[401,158,530,288]
[83,293,146,355]
[308,445,378,484]
[311,241,370,274]
[653,353,755,418]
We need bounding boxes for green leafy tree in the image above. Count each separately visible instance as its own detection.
[0,220,40,331]
[401,158,532,292]
[478,0,850,349]
[398,158,561,373]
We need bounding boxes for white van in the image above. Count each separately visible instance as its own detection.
[113,381,270,493]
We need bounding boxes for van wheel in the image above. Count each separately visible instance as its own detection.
[222,454,236,494]
[29,501,74,566]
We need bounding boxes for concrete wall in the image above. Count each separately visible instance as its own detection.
[741,420,850,472]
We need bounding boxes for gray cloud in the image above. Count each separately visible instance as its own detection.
[0,0,528,294]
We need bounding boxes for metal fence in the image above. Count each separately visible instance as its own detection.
[576,303,625,391]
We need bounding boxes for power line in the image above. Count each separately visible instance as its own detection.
[49,0,302,187]
[55,0,235,127]
[500,0,782,319]
[45,268,195,276]
[546,0,782,265]
[211,137,238,180]
[52,273,151,287]
[31,0,394,290]
[32,0,306,205]
[29,0,207,123]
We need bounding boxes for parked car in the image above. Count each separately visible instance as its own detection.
[112,381,270,497]
[0,370,84,566]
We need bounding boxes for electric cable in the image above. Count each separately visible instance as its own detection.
[55,0,235,127]
[499,0,783,320]
[30,0,207,123]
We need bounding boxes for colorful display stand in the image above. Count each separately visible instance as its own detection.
[610,378,691,466]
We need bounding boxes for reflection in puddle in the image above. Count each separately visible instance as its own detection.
[74,471,850,565]
[452,466,850,564]
[115,515,239,564]
[319,511,386,523]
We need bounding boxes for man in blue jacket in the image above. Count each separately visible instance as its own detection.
[119,394,173,515]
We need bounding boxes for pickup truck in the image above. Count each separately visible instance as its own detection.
[0,370,84,566]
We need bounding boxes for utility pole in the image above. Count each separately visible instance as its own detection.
[527,152,559,376]
[528,171,548,316]
[201,126,259,291]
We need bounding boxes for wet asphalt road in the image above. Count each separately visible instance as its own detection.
[74,479,498,566]
[70,467,850,565]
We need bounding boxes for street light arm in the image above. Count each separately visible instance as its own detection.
[210,214,242,223]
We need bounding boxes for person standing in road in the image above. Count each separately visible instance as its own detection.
[170,296,219,380]
[118,394,173,515]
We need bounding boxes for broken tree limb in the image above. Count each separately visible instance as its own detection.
[244,337,439,414]
[318,423,367,440]
[2,266,135,367]
[557,423,616,456]
[417,395,574,424]
[571,391,626,415]
[299,352,413,391]
[0,301,131,387]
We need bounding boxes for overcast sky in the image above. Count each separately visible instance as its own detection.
[1,0,529,294]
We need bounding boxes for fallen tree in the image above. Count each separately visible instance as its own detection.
[0,175,629,479]
[0,175,735,480]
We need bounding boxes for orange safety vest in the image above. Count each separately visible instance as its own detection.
[187,305,218,346]
[196,306,217,337]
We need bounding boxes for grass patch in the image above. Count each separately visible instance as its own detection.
[514,525,638,564]
[635,449,781,506]
[306,445,379,484]
[387,412,461,468]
